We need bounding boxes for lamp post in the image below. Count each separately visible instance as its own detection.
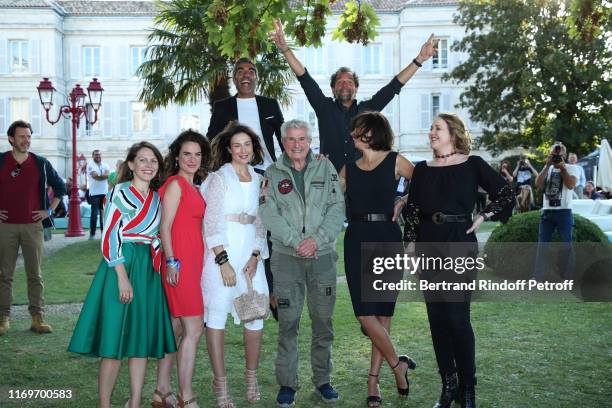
[37,77,104,237]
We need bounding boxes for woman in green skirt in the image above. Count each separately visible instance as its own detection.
[68,142,177,408]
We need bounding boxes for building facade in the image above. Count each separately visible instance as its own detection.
[0,0,496,177]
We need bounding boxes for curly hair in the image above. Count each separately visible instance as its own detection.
[163,130,211,186]
[436,113,471,155]
[117,141,165,190]
[330,67,359,88]
[210,121,264,171]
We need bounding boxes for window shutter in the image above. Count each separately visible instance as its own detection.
[102,46,112,79]
[420,94,430,129]
[152,108,161,136]
[70,44,81,79]
[0,98,7,133]
[383,42,393,75]
[120,46,130,79]
[103,101,112,137]
[0,37,7,74]
[442,94,451,113]
[30,97,42,136]
[119,101,128,137]
[30,39,40,74]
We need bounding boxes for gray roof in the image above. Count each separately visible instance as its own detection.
[0,0,458,15]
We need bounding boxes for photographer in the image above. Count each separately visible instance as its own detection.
[533,142,580,281]
[513,155,538,192]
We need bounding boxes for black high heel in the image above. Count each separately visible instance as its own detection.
[366,373,382,407]
[391,355,416,397]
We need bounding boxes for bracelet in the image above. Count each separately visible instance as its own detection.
[251,251,260,259]
[166,258,181,269]
[48,208,53,216]
[217,257,229,266]
[412,58,423,68]
[215,250,229,265]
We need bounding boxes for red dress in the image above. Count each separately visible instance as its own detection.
[159,175,206,317]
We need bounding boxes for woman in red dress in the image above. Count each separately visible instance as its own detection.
[157,130,211,408]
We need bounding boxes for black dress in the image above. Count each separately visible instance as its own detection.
[344,151,402,316]
[403,155,514,386]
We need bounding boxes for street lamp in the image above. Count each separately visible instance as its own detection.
[37,77,104,237]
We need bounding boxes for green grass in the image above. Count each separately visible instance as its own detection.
[3,241,612,407]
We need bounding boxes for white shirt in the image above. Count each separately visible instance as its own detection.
[542,164,580,210]
[87,161,110,196]
[236,97,274,171]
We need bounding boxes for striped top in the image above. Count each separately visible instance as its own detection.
[102,181,162,271]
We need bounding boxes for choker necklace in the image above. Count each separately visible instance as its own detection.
[434,151,457,159]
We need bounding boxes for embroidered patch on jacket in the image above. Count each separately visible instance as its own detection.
[311,180,325,188]
[278,179,294,194]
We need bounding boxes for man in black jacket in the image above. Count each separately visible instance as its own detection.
[207,58,284,174]
[271,19,439,171]
[0,120,66,335]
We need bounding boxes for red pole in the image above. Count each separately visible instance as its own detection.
[65,94,84,237]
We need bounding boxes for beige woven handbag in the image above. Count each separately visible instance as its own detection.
[233,275,269,323]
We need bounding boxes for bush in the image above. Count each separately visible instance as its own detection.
[483,211,612,295]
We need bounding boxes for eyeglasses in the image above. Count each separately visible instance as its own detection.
[11,163,21,178]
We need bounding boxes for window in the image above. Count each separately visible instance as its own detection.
[132,102,149,133]
[305,46,325,75]
[10,40,29,73]
[179,105,200,131]
[363,44,381,75]
[82,46,101,77]
[432,39,448,69]
[131,46,147,76]
[431,95,440,120]
[10,98,29,122]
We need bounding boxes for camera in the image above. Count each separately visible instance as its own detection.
[551,145,563,164]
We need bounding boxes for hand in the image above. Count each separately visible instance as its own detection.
[553,160,566,170]
[260,177,270,198]
[269,293,278,309]
[0,210,8,222]
[392,196,407,222]
[314,153,328,161]
[296,237,318,258]
[117,275,133,304]
[165,264,180,287]
[416,33,439,63]
[242,255,258,280]
[466,214,485,234]
[270,19,289,51]
[32,210,50,222]
[220,262,237,287]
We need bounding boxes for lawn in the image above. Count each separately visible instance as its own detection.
[3,240,612,407]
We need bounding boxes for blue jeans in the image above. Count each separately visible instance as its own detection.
[533,209,575,281]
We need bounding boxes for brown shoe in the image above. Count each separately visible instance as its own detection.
[0,316,9,336]
[30,314,52,334]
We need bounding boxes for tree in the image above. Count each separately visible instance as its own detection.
[444,0,611,156]
[138,0,380,111]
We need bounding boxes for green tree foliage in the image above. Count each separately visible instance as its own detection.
[444,0,611,156]
[138,0,380,110]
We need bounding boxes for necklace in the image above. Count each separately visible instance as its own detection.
[434,151,457,159]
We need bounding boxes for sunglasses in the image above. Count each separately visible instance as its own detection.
[11,163,21,178]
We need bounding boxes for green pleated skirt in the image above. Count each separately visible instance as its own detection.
[68,243,177,359]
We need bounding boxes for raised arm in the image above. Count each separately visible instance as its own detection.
[271,19,305,77]
[396,33,439,84]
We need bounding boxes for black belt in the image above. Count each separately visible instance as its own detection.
[349,213,393,222]
[421,212,472,225]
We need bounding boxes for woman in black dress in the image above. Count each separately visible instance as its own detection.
[340,112,416,407]
[400,113,514,408]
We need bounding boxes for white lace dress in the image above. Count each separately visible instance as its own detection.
[200,163,269,329]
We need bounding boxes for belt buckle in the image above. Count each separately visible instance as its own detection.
[432,212,445,225]
[238,212,250,224]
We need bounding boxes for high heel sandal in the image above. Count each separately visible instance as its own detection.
[177,394,198,408]
[366,373,382,407]
[152,389,177,408]
[212,377,235,408]
[245,369,261,403]
[391,355,417,397]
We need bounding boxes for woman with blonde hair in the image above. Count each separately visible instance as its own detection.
[399,113,514,408]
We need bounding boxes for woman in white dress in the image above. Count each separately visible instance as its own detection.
[200,121,269,408]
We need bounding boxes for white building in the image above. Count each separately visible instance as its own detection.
[0,0,496,177]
